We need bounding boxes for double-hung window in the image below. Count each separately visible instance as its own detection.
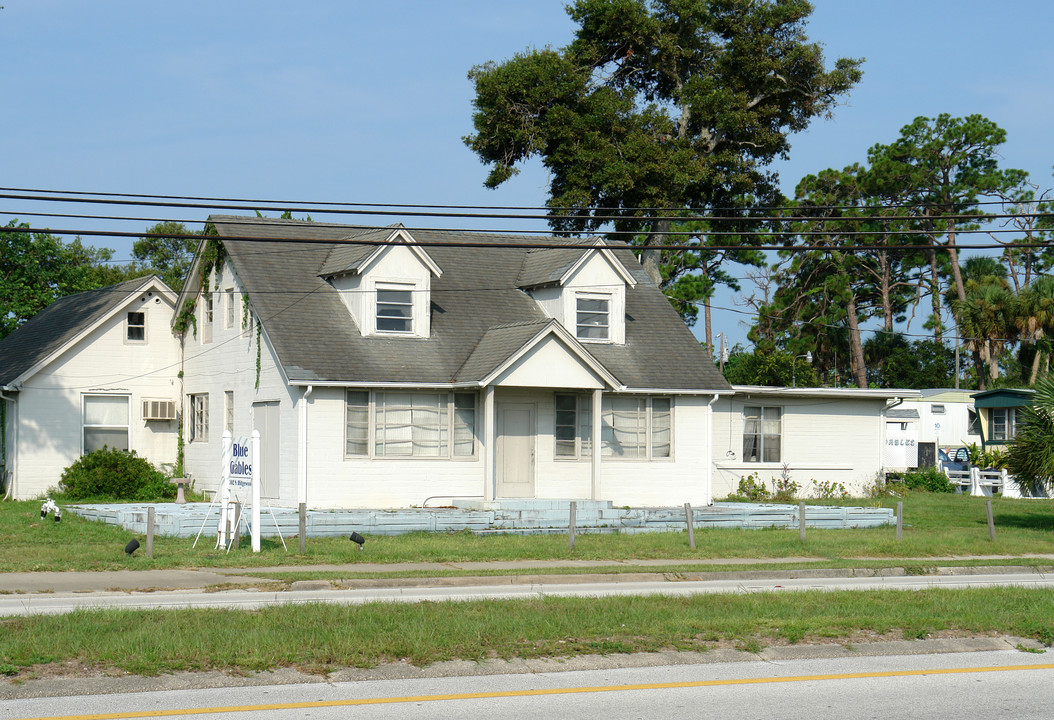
[743,406,781,462]
[554,393,593,459]
[189,393,209,443]
[600,396,672,460]
[991,407,1016,441]
[345,390,476,459]
[126,312,146,342]
[225,288,236,329]
[202,292,214,343]
[576,294,610,341]
[82,394,130,453]
[376,285,414,333]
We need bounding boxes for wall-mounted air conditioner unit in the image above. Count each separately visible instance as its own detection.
[142,399,177,421]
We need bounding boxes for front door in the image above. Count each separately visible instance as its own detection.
[252,401,280,499]
[497,403,535,498]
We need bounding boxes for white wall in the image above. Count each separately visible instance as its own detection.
[11,288,180,499]
[711,394,886,499]
[181,261,300,504]
[901,399,980,449]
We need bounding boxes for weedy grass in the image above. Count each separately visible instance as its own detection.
[1,587,1051,676]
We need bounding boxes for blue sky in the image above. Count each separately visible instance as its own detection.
[3,1,1052,347]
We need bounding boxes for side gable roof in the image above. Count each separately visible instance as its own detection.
[206,215,730,392]
[0,275,171,387]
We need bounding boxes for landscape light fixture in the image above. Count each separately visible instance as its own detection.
[791,351,813,388]
[124,539,140,555]
[349,532,366,550]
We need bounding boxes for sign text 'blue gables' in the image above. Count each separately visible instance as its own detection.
[230,438,252,484]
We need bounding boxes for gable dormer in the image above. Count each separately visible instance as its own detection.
[518,239,637,345]
[320,227,442,338]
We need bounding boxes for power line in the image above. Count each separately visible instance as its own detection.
[3,185,1048,216]
[0,221,1049,252]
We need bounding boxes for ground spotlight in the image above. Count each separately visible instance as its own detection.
[349,532,366,550]
[125,539,140,555]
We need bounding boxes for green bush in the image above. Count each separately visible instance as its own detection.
[899,467,955,493]
[58,447,175,501]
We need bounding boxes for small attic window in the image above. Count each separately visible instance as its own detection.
[576,294,610,341]
[126,312,146,342]
[376,286,413,333]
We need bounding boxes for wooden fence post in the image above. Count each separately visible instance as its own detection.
[798,501,806,542]
[896,501,903,541]
[146,507,155,559]
[986,499,996,541]
[684,503,696,549]
[299,502,307,553]
[568,501,577,552]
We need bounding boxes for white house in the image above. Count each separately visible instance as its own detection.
[0,276,180,499]
[174,216,733,509]
[712,386,922,498]
[900,388,981,452]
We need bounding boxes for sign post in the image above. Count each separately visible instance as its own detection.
[222,430,261,553]
[251,429,261,552]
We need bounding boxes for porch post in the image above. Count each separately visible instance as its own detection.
[591,389,602,500]
[483,385,495,502]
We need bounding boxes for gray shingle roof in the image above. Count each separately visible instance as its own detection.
[0,275,161,387]
[210,215,730,392]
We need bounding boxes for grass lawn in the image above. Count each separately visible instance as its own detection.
[2,492,1053,573]
[2,588,1052,678]
[3,492,1054,679]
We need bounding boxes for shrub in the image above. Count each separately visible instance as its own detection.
[728,472,770,502]
[772,465,800,502]
[811,479,850,499]
[58,447,175,501]
[900,467,955,493]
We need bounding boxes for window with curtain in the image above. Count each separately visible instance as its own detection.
[345,390,476,459]
[743,406,781,462]
[83,394,130,453]
[600,395,672,460]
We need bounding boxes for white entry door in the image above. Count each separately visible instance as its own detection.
[252,401,280,499]
[497,403,535,498]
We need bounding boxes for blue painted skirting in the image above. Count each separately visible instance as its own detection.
[65,499,895,538]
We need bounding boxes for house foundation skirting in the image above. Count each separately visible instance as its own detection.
[66,500,894,538]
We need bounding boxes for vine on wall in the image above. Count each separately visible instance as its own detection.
[172,237,227,339]
[255,319,262,389]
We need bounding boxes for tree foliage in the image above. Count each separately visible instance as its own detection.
[465,0,862,322]
[1007,376,1054,495]
[131,221,201,292]
[0,221,128,340]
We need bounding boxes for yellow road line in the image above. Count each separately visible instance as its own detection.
[15,663,1054,720]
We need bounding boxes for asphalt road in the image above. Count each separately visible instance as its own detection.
[2,570,1052,617]
[4,649,1053,720]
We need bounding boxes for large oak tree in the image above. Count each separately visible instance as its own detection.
[465,0,862,323]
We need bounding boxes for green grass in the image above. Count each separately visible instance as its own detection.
[3,493,1054,573]
[1,587,1051,677]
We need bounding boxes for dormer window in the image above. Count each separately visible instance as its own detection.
[376,285,414,333]
[576,294,610,341]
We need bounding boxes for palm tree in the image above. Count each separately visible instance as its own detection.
[1015,276,1054,384]
[951,258,1016,389]
[1007,376,1054,495]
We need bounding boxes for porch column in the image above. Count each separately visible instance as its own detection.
[591,389,602,500]
[483,385,495,502]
